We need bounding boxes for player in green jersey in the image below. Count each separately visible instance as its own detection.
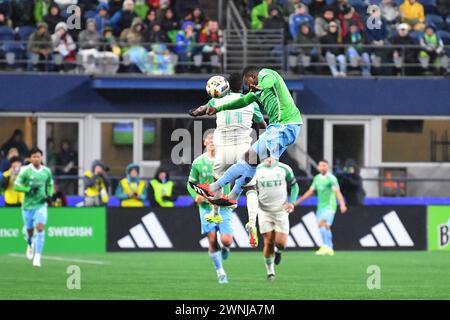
[190,67,302,248]
[187,133,233,284]
[296,160,347,256]
[14,148,54,267]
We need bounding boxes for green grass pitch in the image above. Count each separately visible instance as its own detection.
[1,251,449,299]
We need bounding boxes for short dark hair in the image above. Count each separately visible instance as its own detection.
[318,159,329,164]
[8,156,22,164]
[228,72,243,92]
[29,147,43,157]
[242,66,260,78]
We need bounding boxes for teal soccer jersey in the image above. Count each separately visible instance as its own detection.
[310,173,340,212]
[14,164,54,210]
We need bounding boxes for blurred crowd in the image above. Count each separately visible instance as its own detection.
[238,0,450,76]
[0,0,224,74]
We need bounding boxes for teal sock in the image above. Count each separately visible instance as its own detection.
[36,231,45,254]
[326,229,333,249]
[319,227,328,247]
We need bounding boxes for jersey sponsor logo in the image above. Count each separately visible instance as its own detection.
[359,211,414,247]
[117,212,173,249]
[0,228,20,238]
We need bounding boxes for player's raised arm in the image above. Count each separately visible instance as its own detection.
[295,178,315,206]
[207,93,258,114]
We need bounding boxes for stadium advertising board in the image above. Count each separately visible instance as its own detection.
[427,206,450,251]
[0,207,106,253]
[106,206,427,251]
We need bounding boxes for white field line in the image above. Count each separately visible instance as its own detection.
[8,253,111,265]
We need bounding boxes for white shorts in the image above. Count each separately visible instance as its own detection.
[214,143,256,187]
[258,207,290,235]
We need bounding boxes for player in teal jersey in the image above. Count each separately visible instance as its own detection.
[187,133,233,284]
[296,160,347,256]
[190,67,302,246]
[14,148,54,267]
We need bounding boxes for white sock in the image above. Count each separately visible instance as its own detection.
[246,190,258,225]
[216,268,226,277]
[264,256,275,275]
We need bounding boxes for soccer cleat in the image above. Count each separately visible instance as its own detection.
[205,213,223,224]
[326,248,335,256]
[267,274,275,282]
[315,246,329,256]
[218,274,228,284]
[245,222,258,248]
[208,195,237,207]
[32,253,41,267]
[189,182,215,198]
[221,247,230,260]
[26,243,34,261]
[274,251,282,265]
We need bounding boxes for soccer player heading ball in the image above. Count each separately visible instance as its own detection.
[190,67,302,244]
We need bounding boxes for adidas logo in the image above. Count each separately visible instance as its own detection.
[189,182,209,198]
[359,211,414,247]
[288,211,323,248]
[117,212,173,248]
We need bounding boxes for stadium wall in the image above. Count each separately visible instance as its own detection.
[0,74,450,115]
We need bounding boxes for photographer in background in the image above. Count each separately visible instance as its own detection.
[336,159,365,206]
[83,159,110,206]
[115,163,148,207]
[1,156,24,207]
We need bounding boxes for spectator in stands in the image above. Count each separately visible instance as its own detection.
[263,5,285,30]
[94,2,110,35]
[337,159,365,206]
[149,168,177,207]
[0,1,12,25]
[84,159,110,207]
[186,7,205,35]
[79,18,101,50]
[365,6,389,75]
[51,22,77,71]
[144,9,159,31]
[147,23,168,43]
[109,0,123,16]
[135,0,150,21]
[198,19,223,73]
[43,3,64,35]
[333,0,363,38]
[1,129,29,159]
[174,21,198,72]
[282,0,302,17]
[399,0,425,31]
[120,17,146,47]
[10,0,35,28]
[436,0,450,18]
[115,163,148,207]
[27,22,53,71]
[160,8,179,41]
[251,0,271,30]
[320,21,347,77]
[419,25,448,75]
[309,0,327,18]
[291,22,319,73]
[0,147,20,172]
[110,0,138,36]
[1,156,23,206]
[174,0,200,20]
[380,0,400,28]
[148,43,174,74]
[315,7,341,37]
[0,12,9,27]
[345,21,371,76]
[78,0,98,13]
[98,26,121,73]
[56,140,78,196]
[288,3,313,40]
[390,23,418,75]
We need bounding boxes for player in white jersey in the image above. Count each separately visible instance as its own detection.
[190,73,267,247]
[255,159,299,281]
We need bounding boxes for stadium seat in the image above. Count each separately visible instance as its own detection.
[18,26,36,41]
[421,0,438,14]
[394,0,404,6]
[425,14,445,30]
[84,10,96,20]
[302,0,312,5]
[437,30,450,44]
[409,30,424,40]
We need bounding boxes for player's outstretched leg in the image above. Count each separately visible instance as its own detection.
[207,232,228,284]
[262,232,276,281]
[25,228,34,260]
[33,223,45,267]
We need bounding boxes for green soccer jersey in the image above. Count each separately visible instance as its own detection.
[14,164,54,210]
[310,173,340,212]
[216,68,302,125]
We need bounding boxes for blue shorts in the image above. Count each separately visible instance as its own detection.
[316,208,336,226]
[251,124,301,160]
[22,206,48,229]
[199,207,233,235]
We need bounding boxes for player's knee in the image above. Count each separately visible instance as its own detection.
[221,235,233,247]
[35,223,45,232]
